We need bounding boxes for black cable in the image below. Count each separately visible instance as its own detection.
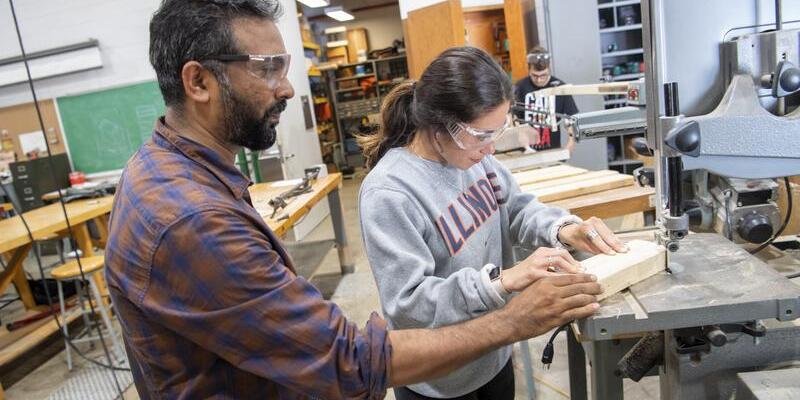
[541,323,570,368]
[7,1,130,397]
[786,271,800,280]
[750,177,792,255]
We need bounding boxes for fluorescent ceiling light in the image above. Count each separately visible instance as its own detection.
[297,0,329,7]
[325,6,354,21]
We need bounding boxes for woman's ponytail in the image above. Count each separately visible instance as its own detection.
[358,80,417,169]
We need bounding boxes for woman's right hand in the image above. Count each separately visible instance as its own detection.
[501,247,583,292]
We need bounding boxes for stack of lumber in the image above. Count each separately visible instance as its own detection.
[514,165,635,202]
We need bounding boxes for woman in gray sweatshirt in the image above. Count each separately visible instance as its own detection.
[358,47,628,400]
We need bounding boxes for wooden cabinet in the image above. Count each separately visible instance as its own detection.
[402,0,536,81]
[346,28,369,63]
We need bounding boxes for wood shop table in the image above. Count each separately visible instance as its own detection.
[0,196,113,311]
[249,173,354,275]
[512,164,656,221]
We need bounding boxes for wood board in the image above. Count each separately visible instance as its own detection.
[582,239,666,301]
[513,164,588,186]
[521,170,619,191]
[547,185,654,220]
[526,173,634,202]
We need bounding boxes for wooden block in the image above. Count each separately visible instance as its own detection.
[527,173,634,202]
[582,239,666,301]
[513,165,588,186]
[546,185,655,220]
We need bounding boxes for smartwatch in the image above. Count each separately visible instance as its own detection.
[488,264,510,296]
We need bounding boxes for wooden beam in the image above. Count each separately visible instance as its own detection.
[0,311,81,367]
[547,185,655,220]
[526,173,634,202]
[582,239,666,301]
[521,170,619,191]
[513,164,587,186]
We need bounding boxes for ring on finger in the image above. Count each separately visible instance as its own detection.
[586,229,599,240]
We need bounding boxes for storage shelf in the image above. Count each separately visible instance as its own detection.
[598,0,641,9]
[612,72,645,81]
[303,41,320,50]
[599,24,642,33]
[602,48,644,58]
[336,73,375,82]
[609,159,644,166]
[336,87,365,93]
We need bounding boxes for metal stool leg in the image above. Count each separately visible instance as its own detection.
[519,340,537,400]
[75,281,92,334]
[88,273,124,361]
[57,280,72,370]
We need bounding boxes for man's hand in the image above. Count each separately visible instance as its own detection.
[558,216,629,255]
[388,273,601,387]
[501,247,582,292]
[501,273,602,342]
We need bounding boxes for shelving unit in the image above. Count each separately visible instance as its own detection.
[328,55,408,167]
[597,0,645,175]
[304,37,338,167]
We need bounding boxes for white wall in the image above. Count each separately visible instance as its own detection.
[0,0,322,177]
[0,0,161,108]
[274,0,324,181]
[314,4,404,50]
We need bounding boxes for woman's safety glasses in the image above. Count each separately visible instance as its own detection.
[445,114,512,150]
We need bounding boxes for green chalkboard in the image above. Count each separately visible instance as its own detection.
[57,81,165,174]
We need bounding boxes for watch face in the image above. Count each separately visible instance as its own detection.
[489,266,501,280]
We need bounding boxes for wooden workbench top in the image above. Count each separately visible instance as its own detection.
[249,173,342,237]
[0,196,114,254]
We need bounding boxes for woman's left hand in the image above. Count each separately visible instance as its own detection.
[557,217,629,255]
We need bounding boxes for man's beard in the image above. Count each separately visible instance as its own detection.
[221,83,287,151]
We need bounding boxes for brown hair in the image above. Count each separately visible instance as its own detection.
[359,46,512,169]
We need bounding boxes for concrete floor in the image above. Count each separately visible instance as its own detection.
[4,172,663,399]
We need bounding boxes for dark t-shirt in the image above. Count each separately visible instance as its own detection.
[513,75,579,150]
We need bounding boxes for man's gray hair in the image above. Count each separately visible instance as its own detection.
[149,0,283,109]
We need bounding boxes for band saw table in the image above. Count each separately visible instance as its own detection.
[567,233,800,399]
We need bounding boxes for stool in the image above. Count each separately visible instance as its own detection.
[35,232,67,273]
[51,256,125,370]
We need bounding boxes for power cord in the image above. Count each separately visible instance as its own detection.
[541,323,570,368]
[750,177,793,255]
[7,2,129,399]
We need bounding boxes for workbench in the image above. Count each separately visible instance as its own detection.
[0,196,113,311]
[249,173,354,275]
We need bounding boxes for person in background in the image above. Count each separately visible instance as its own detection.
[359,47,628,400]
[105,1,604,399]
[513,45,578,152]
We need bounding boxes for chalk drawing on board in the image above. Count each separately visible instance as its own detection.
[96,119,135,166]
[136,105,158,142]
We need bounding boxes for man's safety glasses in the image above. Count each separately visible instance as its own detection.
[205,53,291,89]
[445,115,512,150]
[527,52,551,70]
